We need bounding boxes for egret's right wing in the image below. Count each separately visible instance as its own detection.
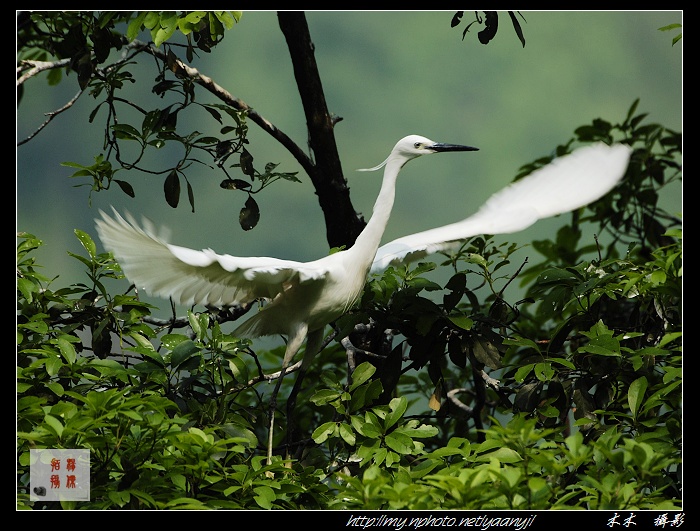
[95,208,330,307]
[371,142,632,273]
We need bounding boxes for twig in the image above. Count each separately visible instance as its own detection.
[247,359,303,386]
[17,88,84,146]
[17,58,71,85]
[446,388,474,415]
[498,256,528,298]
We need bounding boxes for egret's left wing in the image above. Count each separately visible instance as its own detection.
[96,208,332,307]
[371,142,632,273]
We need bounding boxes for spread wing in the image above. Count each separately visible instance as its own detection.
[371,142,632,273]
[95,208,330,307]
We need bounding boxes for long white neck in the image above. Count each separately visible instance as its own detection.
[347,156,404,269]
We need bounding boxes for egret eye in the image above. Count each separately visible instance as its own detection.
[414,142,422,149]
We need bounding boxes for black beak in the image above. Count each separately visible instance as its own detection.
[431,142,479,153]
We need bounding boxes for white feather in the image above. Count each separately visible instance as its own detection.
[371,142,632,273]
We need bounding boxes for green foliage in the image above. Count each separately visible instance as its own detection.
[16,12,681,510]
[126,11,241,49]
[18,11,296,228]
[329,415,680,510]
[17,11,241,73]
[17,101,681,507]
[658,23,682,46]
[451,11,527,48]
[311,364,439,468]
[17,231,333,509]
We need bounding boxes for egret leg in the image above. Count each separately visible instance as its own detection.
[267,324,307,467]
[285,327,324,461]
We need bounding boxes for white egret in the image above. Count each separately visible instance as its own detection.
[95,135,631,464]
[96,135,477,463]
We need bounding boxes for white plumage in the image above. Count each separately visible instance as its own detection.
[371,142,632,272]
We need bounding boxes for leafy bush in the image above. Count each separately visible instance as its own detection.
[17,99,681,509]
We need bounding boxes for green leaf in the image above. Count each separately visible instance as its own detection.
[184,11,207,24]
[628,376,648,420]
[448,315,473,330]
[400,423,438,438]
[349,379,383,411]
[358,421,382,439]
[239,149,254,176]
[126,12,148,41]
[19,320,49,335]
[129,332,156,352]
[385,431,413,454]
[112,123,141,140]
[154,13,178,47]
[115,180,135,197]
[164,170,180,208]
[121,410,143,421]
[339,422,356,445]
[46,355,64,377]
[310,389,343,406]
[384,397,408,430]
[312,422,337,443]
[537,268,579,284]
[564,430,585,457]
[17,277,37,302]
[228,357,248,382]
[349,362,376,391]
[254,485,275,510]
[46,382,65,397]
[187,310,202,338]
[44,414,64,438]
[549,357,576,370]
[476,447,522,463]
[579,343,621,357]
[220,423,257,448]
[57,336,77,364]
[215,11,241,29]
[170,340,200,369]
[160,334,190,350]
[239,195,259,230]
[220,179,251,190]
[514,364,534,383]
[471,336,502,369]
[534,362,554,381]
[74,229,96,259]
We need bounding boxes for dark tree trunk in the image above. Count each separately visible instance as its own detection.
[277,11,366,249]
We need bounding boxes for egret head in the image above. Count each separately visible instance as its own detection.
[358,134,478,172]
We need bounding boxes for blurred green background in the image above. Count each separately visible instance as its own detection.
[17,11,682,315]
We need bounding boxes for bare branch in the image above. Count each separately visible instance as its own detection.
[247,359,304,386]
[17,58,71,86]
[446,388,475,415]
[17,88,84,146]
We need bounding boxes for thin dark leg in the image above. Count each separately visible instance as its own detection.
[285,328,324,462]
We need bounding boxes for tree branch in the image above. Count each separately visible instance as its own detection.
[278,11,366,248]
[17,58,70,86]
[133,41,316,179]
